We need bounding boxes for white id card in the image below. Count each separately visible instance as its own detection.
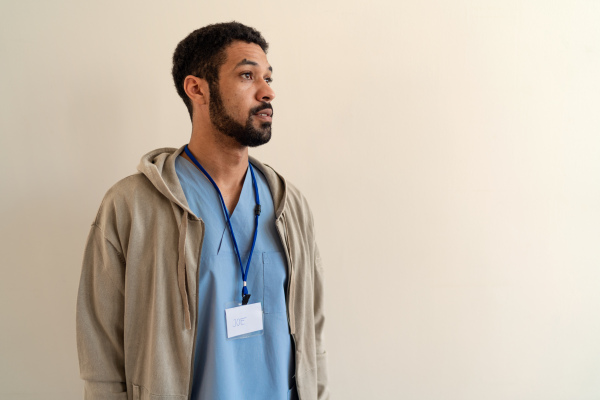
[224,302,264,339]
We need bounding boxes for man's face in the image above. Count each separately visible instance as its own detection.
[208,41,275,147]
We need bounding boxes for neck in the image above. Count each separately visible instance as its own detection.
[184,127,249,213]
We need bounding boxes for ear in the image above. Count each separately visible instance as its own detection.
[183,75,209,107]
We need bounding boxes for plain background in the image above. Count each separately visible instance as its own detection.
[1,0,599,399]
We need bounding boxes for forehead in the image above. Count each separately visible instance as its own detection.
[222,41,271,70]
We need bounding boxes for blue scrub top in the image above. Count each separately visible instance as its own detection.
[175,155,295,400]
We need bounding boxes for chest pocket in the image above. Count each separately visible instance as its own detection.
[262,251,288,314]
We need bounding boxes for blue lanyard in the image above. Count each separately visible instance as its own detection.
[184,145,261,305]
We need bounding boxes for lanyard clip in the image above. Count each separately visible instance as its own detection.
[242,281,251,305]
[242,293,251,305]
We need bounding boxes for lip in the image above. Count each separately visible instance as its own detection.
[253,108,273,121]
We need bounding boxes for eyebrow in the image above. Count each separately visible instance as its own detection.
[234,59,273,72]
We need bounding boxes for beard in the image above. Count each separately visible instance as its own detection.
[208,82,272,147]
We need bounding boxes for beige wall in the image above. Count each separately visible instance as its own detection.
[2,0,599,398]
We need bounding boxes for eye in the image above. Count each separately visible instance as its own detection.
[265,77,273,86]
[241,72,253,80]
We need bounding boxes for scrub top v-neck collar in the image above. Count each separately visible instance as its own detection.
[179,155,255,257]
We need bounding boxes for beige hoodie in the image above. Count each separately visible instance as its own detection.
[76,146,328,400]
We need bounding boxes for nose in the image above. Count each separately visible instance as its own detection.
[257,78,275,102]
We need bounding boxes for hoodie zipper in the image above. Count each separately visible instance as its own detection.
[187,220,204,398]
[275,213,301,399]
[276,214,295,333]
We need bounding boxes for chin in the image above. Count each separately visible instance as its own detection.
[245,130,271,147]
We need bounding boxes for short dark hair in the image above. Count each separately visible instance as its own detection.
[172,22,269,119]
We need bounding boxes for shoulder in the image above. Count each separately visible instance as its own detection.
[256,160,316,233]
[92,173,167,240]
[252,158,313,214]
[96,173,156,215]
[284,179,313,218]
[101,173,154,202]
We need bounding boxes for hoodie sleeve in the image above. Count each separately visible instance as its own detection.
[76,223,128,399]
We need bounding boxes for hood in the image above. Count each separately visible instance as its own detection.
[136,144,288,219]
[137,146,196,218]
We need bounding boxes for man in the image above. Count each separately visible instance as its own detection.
[76,22,328,400]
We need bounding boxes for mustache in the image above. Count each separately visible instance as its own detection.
[249,103,273,116]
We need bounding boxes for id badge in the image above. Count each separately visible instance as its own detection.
[224,301,264,340]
